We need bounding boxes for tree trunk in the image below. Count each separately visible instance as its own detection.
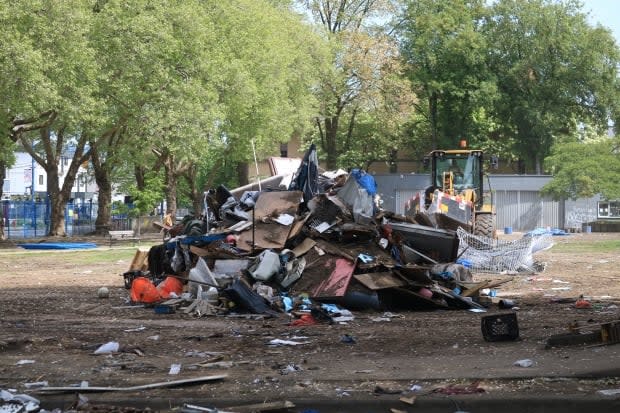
[91,146,113,234]
[183,166,202,217]
[0,160,5,240]
[324,116,339,169]
[135,165,146,191]
[46,166,67,236]
[236,162,249,187]
[164,156,178,219]
[429,92,439,150]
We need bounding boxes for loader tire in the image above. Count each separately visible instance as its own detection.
[474,214,496,238]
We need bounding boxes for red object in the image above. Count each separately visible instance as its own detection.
[289,314,317,326]
[418,287,433,299]
[157,276,184,299]
[130,277,161,303]
[225,234,236,245]
[575,299,592,309]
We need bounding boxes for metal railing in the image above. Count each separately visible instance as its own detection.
[1,200,133,239]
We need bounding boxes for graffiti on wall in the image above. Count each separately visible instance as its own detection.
[565,207,596,228]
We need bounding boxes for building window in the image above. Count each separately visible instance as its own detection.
[280,143,288,158]
[39,175,44,185]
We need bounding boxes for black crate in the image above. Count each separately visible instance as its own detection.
[481,313,519,341]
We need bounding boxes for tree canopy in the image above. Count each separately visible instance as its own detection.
[2,0,620,233]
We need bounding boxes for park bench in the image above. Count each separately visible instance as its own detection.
[108,230,140,247]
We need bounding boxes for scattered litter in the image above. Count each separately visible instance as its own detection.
[575,298,592,309]
[123,326,146,332]
[94,341,120,354]
[280,364,303,375]
[274,214,295,225]
[169,363,182,375]
[597,388,620,396]
[340,334,356,344]
[268,339,310,346]
[410,384,423,392]
[15,360,35,366]
[23,381,48,389]
[0,388,41,412]
[513,359,535,367]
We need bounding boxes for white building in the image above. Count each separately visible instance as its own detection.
[2,152,94,203]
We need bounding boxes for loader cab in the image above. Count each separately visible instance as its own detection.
[426,150,484,208]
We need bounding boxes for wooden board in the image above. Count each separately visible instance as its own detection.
[253,191,302,220]
[36,375,227,393]
[354,272,408,290]
[291,237,316,258]
[128,250,149,272]
[237,221,292,251]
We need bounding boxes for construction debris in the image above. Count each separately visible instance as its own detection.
[129,156,553,322]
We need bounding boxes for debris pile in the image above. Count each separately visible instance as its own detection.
[123,151,548,320]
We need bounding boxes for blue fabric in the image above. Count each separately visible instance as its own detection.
[524,227,569,237]
[18,242,97,250]
[350,168,377,196]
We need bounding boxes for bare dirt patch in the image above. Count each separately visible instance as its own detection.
[1,233,620,411]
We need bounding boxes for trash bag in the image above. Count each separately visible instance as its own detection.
[248,250,281,281]
[130,277,161,304]
[289,143,319,204]
[157,276,184,299]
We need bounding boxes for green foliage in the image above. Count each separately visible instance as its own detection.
[125,171,165,217]
[485,0,620,172]
[541,137,620,200]
[302,0,414,169]
[214,0,323,163]
[398,0,497,152]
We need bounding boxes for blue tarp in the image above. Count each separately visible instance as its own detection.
[350,169,377,196]
[18,242,98,250]
[524,227,570,237]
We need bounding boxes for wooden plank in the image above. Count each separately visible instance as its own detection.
[190,245,210,257]
[253,191,302,220]
[354,272,407,290]
[128,250,149,272]
[237,221,292,251]
[36,375,227,393]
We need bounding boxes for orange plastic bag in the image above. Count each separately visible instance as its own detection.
[157,276,184,299]
[130,277,161,303]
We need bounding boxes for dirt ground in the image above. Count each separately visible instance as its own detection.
[1,232,620,412]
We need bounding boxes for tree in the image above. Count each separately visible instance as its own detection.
[301,0,413,170]
[214,0,323,183]
[398,0,497,153]
[486,0,620,174]
[1,1,99,236]
[88,0,224,220]
[542,134,620,200]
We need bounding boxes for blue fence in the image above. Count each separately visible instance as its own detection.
[1,200,131,239]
